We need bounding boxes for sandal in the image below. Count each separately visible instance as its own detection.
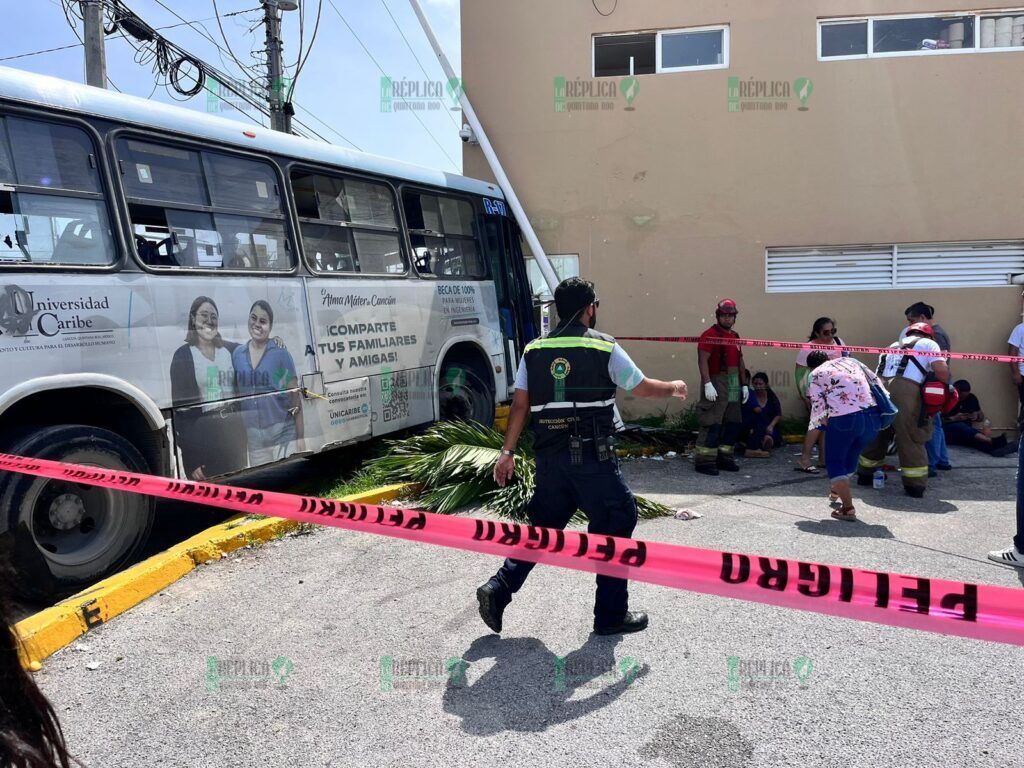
[828,492,843,510]
[794,462,819,474]
[831,506,857,522]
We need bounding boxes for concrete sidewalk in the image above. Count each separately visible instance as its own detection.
[36,445,1024,768]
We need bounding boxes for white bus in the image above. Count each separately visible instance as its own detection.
[0,67,538,599]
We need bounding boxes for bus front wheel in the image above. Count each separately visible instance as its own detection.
[438,361,495,426]
[0,425,156,601]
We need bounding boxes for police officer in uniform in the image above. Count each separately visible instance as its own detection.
[476,277,688,635]
[857,322,949,497]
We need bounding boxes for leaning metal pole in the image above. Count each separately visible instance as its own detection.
[407,0,560,295]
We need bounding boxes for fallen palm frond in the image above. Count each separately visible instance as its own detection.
[368,421,674,523]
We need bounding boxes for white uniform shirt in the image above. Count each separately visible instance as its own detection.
[878,336,942,384]
[1008,323,1024,375]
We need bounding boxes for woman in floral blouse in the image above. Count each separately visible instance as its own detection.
[806,351,883,521]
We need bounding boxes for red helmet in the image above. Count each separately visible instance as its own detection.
[717,299,738,314]
[907,322,934,337]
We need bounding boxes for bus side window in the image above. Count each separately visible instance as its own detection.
[291,170,405,276]
[404,191,486,279]
[116,137,291,272]
[0,116,114,266]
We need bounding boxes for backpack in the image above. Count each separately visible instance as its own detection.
[878,339,955,419]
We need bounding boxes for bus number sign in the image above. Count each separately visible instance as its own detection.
[482,198,508,217]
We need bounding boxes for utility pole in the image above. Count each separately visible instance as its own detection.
[81,0,107,89]
[261,0,295,133]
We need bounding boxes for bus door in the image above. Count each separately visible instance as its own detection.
[482,199,536,389]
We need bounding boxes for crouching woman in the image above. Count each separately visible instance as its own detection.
[806,351,883,522]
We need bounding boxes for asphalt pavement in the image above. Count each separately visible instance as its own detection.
[35,444,1024,768]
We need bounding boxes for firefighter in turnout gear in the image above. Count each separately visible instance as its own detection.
[695,299,749,476]
[857,322,950,497]
[476,278,688,636]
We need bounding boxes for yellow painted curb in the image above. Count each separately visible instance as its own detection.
[494,403,511,434]
[15,482,411,669]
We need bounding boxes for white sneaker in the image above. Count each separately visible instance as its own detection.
[987,546,1024,568]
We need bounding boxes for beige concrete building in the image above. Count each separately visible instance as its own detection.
[461,0,1024,429]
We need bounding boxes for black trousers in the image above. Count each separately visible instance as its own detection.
[489,448,638,627]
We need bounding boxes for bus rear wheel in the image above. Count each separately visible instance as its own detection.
[438,361,495,426]
[1,425,156,601]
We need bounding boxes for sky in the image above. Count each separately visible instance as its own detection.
[2,0,464,173]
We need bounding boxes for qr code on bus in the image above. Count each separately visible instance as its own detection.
[382,371,410,423]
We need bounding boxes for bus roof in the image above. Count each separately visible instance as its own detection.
[0,66,504,199]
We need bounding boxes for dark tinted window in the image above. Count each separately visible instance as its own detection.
[8,118,100,192]
[821,21,868,57]
[118,139,208,206]
[593,33,656,77]
[204,152,281,213]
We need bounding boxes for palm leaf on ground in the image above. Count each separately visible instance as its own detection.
[369,421,673,522]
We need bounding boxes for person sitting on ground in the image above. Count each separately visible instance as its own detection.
[738,372,782,458]
[942,380,1015,457]
[806,351,883,522]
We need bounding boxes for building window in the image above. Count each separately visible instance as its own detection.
[593,33,656,77]
[593,25,729,76]
[765,241,1024,293]
[819,10,1024,60]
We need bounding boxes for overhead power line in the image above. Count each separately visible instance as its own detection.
[324,0,459,171]
[0,10,259,64]
[377,0,459,132]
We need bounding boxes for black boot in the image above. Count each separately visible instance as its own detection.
[904,485,925,499]
[594,611,649,635]
[717,454,740,472]
[476,582,511,633]
[856,473,874,487]
[695,462,719,476]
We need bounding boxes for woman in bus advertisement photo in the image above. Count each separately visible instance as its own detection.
[232,299,304,464]
[168,295,248,481]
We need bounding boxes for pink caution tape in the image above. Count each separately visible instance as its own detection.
[1,452,1022,646]
[618,335,1024,365]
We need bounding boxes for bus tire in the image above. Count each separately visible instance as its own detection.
[438,361,495,426]
[0,424,156,601]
